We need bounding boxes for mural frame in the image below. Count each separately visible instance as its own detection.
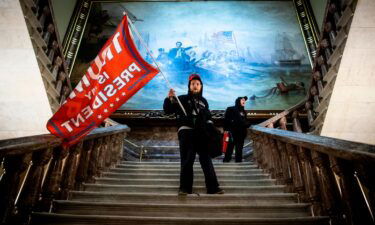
[62,0,320,117]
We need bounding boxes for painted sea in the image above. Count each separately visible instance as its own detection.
[122,64,311,110]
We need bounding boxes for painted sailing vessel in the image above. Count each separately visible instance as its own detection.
[272,33,301,66]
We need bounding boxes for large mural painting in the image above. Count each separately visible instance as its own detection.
[71,1,312,110]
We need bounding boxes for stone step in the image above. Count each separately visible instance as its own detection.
[94,177,276,186]
[131,158,252,162]
[116,163,258,169]
[69,191,298,205]
[138,158,180,162]
[127,158,250,162]
[31,213,330,225]
[121,161,255,166]
[83,184,286,194]
[53,201,311,218]
[140,150,182,156]
[141,154,181,160]
[141,151,252,158]
[109,167,264,174]
[140,149,180,155]
[139,147,252,155]
[101,172,269,180]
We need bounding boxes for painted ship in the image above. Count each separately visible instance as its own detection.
[272,33,302,66]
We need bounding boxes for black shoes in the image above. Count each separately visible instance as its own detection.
[178,189,192,196]
[207,188,225,194]
[179,188,224,195]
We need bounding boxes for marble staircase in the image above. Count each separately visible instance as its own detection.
[31,160,329,225]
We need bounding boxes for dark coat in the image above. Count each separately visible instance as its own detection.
[224,98,249,137]
[163,94,212,130]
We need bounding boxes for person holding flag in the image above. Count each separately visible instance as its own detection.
[163,74,224,195]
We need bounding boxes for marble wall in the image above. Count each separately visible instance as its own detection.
[321,0,375,145]
[0,0,52,140]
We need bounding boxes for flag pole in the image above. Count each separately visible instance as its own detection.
[123,13,187,116]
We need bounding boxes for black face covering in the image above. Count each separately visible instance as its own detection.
[235,96,247,111]
[235,97,244,110]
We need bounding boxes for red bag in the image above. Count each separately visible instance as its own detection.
[222,131,231,153]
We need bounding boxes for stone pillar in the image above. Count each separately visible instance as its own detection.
[321,0,375,145]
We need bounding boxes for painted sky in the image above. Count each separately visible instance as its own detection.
[103,1,309,65]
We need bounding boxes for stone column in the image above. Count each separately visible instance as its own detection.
[0,0,52,140]
[321,0,375,145]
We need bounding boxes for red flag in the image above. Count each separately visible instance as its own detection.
[47,15,159,146]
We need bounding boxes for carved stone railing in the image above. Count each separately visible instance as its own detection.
[258,98,309,132]
[250,125,375,225]
[308,0,357,134]
[19,0,73,112]
[0,125,130,225]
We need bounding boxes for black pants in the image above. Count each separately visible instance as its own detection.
[223,132,245,163]
[178,129,220,193]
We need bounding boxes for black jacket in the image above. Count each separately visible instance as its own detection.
[224,98,249,135]
[163,94,212,129]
